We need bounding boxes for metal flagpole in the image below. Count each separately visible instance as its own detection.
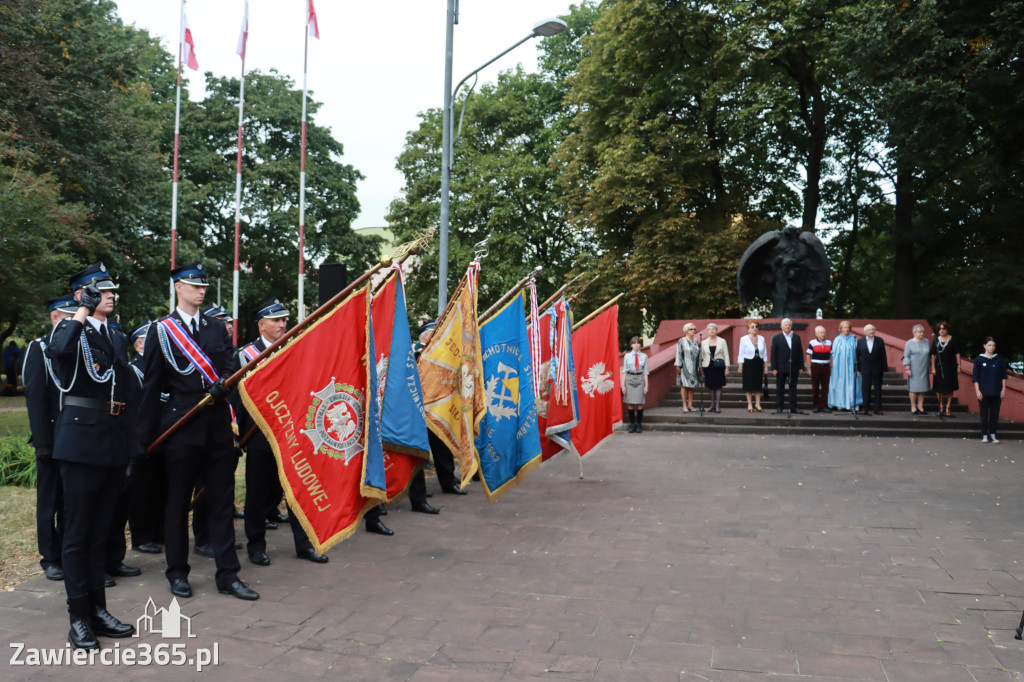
[170,0,186,312]
[232,0,249,346]
[298,0,318,321]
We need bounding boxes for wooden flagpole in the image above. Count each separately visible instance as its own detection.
[572,293,623,332]
[537,272,586,315]
[480,266,542,322]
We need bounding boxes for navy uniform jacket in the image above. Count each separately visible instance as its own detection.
[44,319,137,467]
[23,337,60,451]
[138,311,237,450]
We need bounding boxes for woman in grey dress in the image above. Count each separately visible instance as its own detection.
[675,323,699,412]
[902,324,932,415]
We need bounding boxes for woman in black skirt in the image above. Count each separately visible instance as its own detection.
[737,320,766,412]
[931,321,960,417]
[699,323,730,412]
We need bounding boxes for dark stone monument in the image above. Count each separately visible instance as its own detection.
[737,226,829,318]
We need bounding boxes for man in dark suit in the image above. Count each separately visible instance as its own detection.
[234,298,328,566]
[45,263,137,648]
[770,318,806,414]
[856,323,887,415]
[139,263,258,602]
[23,295,78,582]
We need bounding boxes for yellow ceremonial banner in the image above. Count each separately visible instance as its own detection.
[417,270,484,489]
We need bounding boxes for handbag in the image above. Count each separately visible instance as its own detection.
[712,358,726,368]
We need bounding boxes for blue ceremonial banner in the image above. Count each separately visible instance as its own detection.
[379,273,431,458]
[363,322,387,493]
[474,291,542,502]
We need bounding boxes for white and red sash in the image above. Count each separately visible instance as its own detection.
[238,343,261,365]
[157,317,220,384]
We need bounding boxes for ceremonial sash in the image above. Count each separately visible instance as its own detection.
[239,343,261,365]
[157,318,220,384]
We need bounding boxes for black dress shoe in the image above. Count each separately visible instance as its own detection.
[790,409,806,415]
[249,551,271,566]
[297,547,329,563]
[411,501,440,514]
[194,544,214,557]
[104,577,115,588]
[89,589,135,638]
[219,580,259,600]
[265,520,278,530]
[425,491,433,498]
[270,511,289,523]
[812,408,821,413]
[44,565,64,581]
[378,506,388,516]
[134,542,163,554]
[874,410,885,416]
[365,518,394,536]
[822,408,832,413]
[170,579,192,598]
[775,408,784,414]
[233,508,244,519]
[441,486,468,495]
[235,542,243,550]
[106,563,142,578]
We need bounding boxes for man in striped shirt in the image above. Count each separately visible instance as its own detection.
[807,326,832,413]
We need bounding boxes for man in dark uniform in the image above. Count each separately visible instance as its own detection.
[416,321,467,496]
[45,263,137,648]
[23,295,78,581]
[139,263,258,601]
[126,323,164,555]
[235,299,328,565]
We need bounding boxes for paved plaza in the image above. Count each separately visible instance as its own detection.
[3,432,1024,680]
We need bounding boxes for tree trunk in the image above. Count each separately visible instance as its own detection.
[893,164,915,317]
[802,81,826,233]
[835,205,859,314]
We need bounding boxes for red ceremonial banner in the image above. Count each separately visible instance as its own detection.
[371,272,426,502]
[572,305,622,457]
[238,287,386,553]
[531,311,564,461]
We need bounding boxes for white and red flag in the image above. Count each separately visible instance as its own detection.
[236,2,249,59]
[183,14,199,71]
[307,0,320,39]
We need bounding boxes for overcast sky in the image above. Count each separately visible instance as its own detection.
[113,0,577,230]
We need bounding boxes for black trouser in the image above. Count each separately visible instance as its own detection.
[428,431,457,491]
[36,456,63,569]
[244,444,311,555]
[58,461,124,598]
[861,372,883,411]
[128,451,166,546]
[408,469,428,506]
[980,395,1002,436]
[104,476,132,570]
[775,372,800,411]
[163,441,240,589]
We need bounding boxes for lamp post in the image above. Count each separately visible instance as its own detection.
[437,14,568,317]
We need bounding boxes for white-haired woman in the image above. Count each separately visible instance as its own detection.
[902,324,932,415]
[699,323,729,412]
[675,323,699,412]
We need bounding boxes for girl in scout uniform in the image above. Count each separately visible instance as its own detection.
[621,336,649,432]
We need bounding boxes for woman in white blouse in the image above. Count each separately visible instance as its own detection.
[737,320,767,412]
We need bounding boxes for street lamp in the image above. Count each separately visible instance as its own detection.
[437,13,568,316]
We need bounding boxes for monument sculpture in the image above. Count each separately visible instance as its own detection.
[737,226,829,318]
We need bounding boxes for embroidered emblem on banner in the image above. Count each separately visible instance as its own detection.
[302,378,365,464]
[485,361,519,421]
[582,362,614,397]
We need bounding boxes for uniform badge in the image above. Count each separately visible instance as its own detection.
[302,378,365,464]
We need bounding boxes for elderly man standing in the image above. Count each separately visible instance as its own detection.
[806,325,833,413]
[770,318,806,414]
[856,324,887,415]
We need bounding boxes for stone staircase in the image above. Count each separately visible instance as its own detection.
[641,368,1023,439]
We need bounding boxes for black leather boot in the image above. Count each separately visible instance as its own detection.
[89,588,135,638]
[68,596,99,649]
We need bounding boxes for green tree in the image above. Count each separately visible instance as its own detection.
[177,70,377,337]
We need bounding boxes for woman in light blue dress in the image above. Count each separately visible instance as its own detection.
[828,320,862,411]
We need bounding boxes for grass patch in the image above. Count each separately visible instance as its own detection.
[0,409,29,440]
[0,485,42,589]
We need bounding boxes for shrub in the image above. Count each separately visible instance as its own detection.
[0,436,36,487]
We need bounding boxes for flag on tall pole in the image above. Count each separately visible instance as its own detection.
[231,0,248,346]
[539,298,579,460]
[170,1,199,311]
[474,291,542,501]
[298,0,320,322]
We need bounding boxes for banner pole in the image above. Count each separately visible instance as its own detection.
[145,231,432,456]
[537,272,585,314]
[480,266,542,322]
[572,293,624,332]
